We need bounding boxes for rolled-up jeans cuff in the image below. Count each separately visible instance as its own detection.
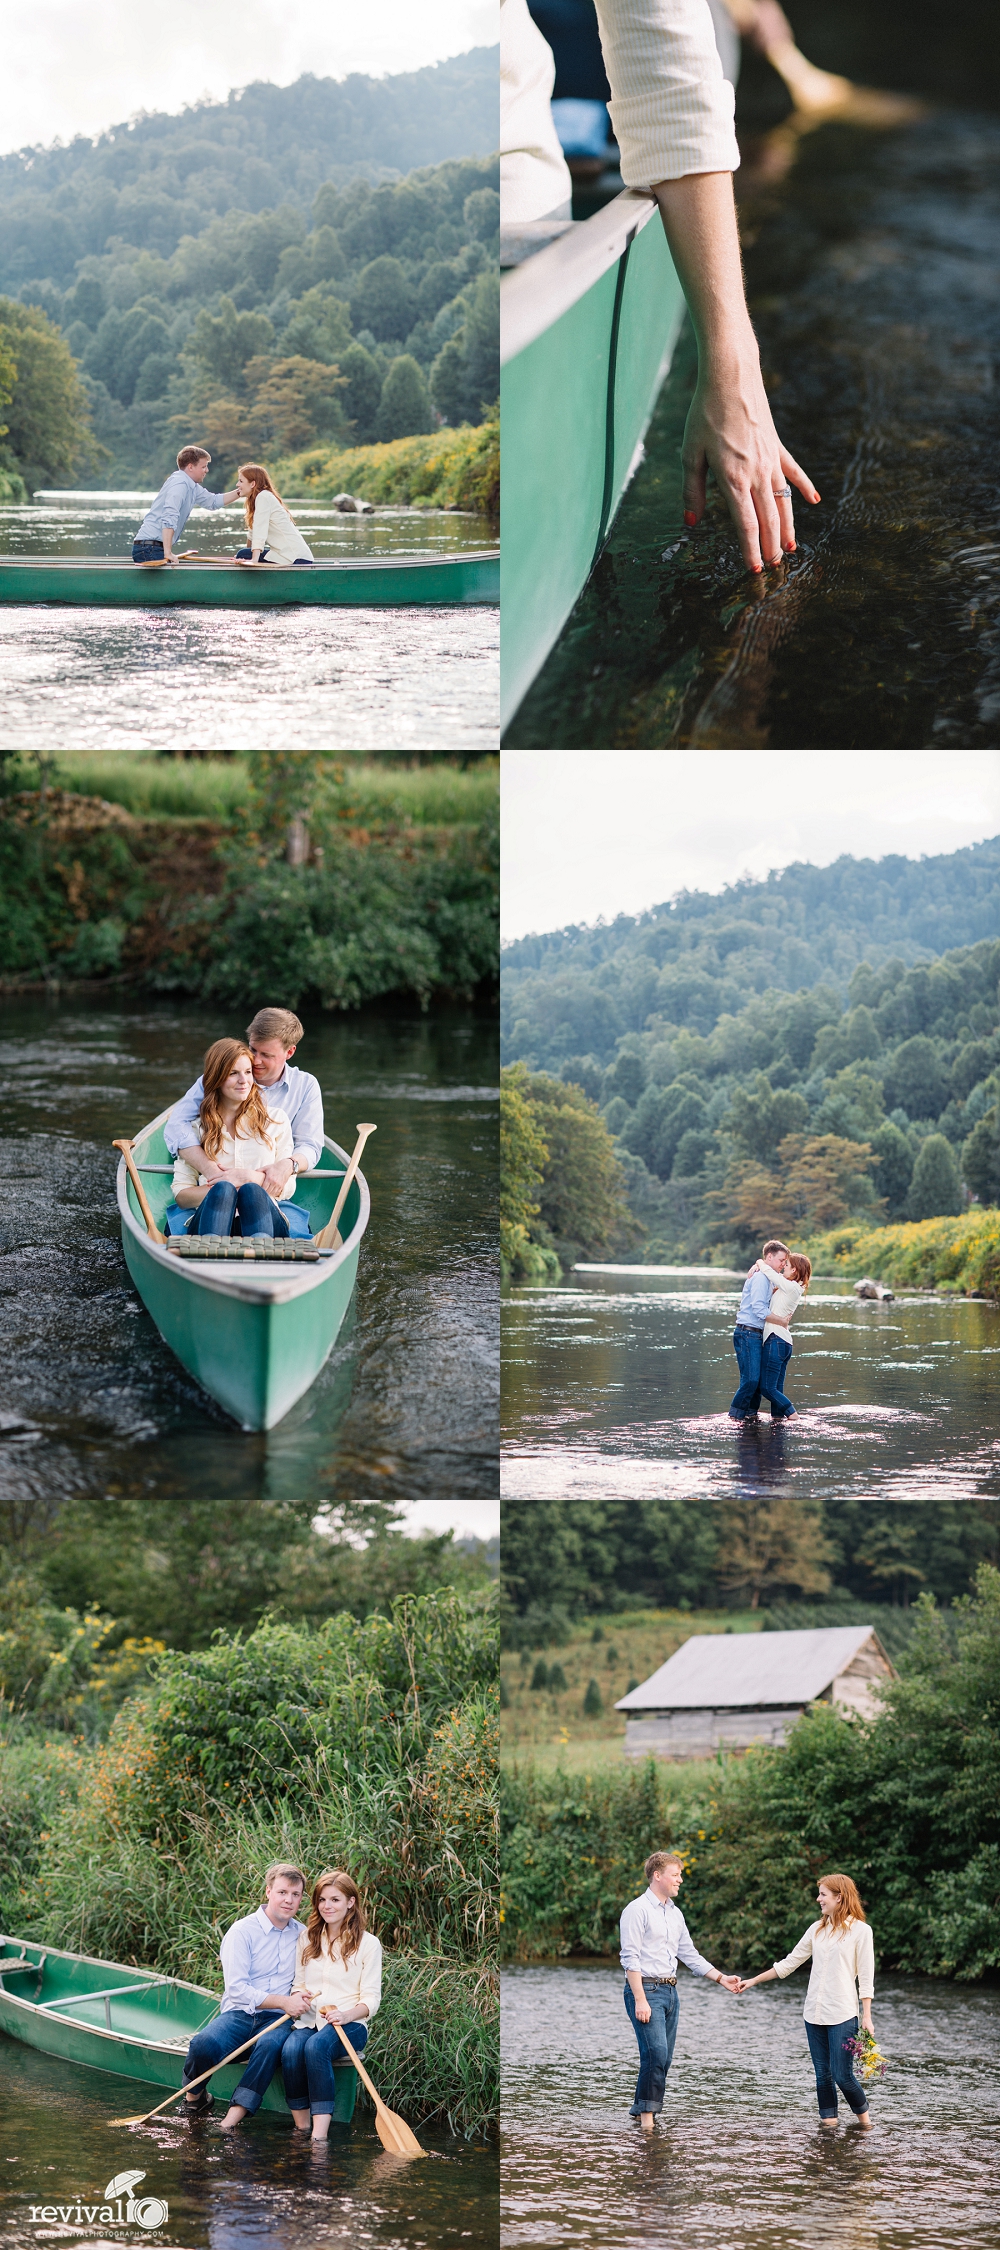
[229,2082,264,2113]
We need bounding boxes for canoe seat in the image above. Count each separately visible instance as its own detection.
[0,1958,35,1974]
[165,1239,324,1261]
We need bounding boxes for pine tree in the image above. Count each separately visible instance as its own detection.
[530,1659,549,1692]
[375,353,434,441]
[583,1678,603,1716]
[906,1133,963,1220]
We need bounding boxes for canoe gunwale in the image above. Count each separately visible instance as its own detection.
[116,1109,370,1307]
[500,189,659,365]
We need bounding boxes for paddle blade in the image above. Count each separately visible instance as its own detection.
[108,2115,148,2129]
[373,2106,426,2158]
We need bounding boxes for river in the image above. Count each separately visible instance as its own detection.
[501,1963,1000,2249]
[501,1269,1000,1498]
[0,495,499,750]
[0,993,499,1527]
[504,85,1000,746]
[0,2040,497,2250]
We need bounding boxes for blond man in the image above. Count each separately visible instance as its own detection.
[620,1850,741,2130]
[164,1008,323,1199]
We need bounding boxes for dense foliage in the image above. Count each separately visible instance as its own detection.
[0,754,499,1010]
[502,843,1000,1264]
[277,406,499,519]
[1,1590,498,2133]
[0,298,95,496]
[501,1065,638,1277]
[0,60,499,485]
[501,1568,1000,1982]
[501,1497,1000,1635]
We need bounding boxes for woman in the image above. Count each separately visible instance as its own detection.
[165,1038,312,1240]
[760,1250,811,1419]
[282,1870,382,2142]
[234,464,314,567]
[739,1873,875,2129]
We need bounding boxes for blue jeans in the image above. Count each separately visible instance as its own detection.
[235,545,313,565]
[623,1980,679,2116]
[281,2019,368,2113]
[183,2008,293,2114]
[187,1181,289,1238]
[761,1333,795,1415]
[730,1325,764,1418]
[132,539,165,562]
[805,2017,869,2118]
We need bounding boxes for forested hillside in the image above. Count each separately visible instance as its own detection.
[501,842,1000,1265]
[0,56,499,490]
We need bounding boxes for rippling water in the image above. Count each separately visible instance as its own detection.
[0,495,499,748]
[0,995,499,1510]
[501,1964,1000,2249]
[504,101,1000,747]
[501,1270,1000,1499]
[0,2041,496,2250]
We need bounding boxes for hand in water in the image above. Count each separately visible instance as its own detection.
[681,357,820,572]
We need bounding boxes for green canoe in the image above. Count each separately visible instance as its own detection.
[0,1935,358,2122]
[116,1114,371,1430]
[0,551,499,607]
[500,190,685,733]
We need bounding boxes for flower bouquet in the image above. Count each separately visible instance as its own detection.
[845,2026,886,2083]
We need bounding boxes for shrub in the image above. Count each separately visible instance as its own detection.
[530,1660,549,1692]
[583,1678,603,1717]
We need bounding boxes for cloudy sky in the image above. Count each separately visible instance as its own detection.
[0,0,496,152]
[501,750,1000,940]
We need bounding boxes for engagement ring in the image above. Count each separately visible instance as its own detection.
[774,483,793,499]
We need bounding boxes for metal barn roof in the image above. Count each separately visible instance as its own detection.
[615,1627,887,1712]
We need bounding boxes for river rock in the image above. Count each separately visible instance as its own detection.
[330,492,375,514]
[853,1276,895,1301]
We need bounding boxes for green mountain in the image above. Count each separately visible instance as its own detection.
[0,55,499,488]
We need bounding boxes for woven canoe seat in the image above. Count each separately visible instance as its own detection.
[165,1235,321,1261]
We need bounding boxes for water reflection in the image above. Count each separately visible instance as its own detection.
[501,1964,1000,2250]
[501,1271,1000,1498]
[0,996,499,1516]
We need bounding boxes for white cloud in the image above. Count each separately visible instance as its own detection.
[0,0,495,153]
[399,1501,499,1542]
[501,750,1000,940]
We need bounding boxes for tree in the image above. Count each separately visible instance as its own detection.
[852,1518,926,1605]
[869,1120,914,1220]
[188,297,275,392]
[962,1108,1000,1206]
[716,1500,833,1610]
[0,299,94,488]
[778,1133,878,1232]
[883,1035,951,1122]
[523,1072,641,1264]
[336,341,383,442]
[431,268,499,425]
[906,1133,963,1220]
[583,1678,603,1716]
[375,354,434,441]
[727,1074,810,1165]
[500,1065,550,1284]
[349,255,416,343]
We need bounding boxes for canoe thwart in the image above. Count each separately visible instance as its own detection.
[164,1237,327,1261]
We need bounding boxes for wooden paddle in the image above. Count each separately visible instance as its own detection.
[330,2019,425,2157]
[113,1140,165,1244]
[108,2010,294,2128]
[313,1124,376,1252]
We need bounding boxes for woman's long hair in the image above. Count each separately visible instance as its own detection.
[198,1039,272,1160]
[787,1252,812,1291]
[238,462,296,534]
[302,1869,367,1965]
[817,1872,866,1934]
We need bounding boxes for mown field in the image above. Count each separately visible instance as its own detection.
[501,1609,763,1764]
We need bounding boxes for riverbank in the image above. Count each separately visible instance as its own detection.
[276,415,499,519]
[807,1210,1000,1298]
[0,754,499,1008]
[1,1591,498,2134]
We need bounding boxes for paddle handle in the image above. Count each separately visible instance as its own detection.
[331,2017,387,2115]
[114,1139,165,1244]
[131,2010,294,2124]
[313,1124,376,1252]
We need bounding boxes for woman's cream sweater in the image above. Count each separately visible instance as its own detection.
[773,1916,875,2024]
[290,1927,382,2026]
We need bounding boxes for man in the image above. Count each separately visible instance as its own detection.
[729,1239,789,1422]
[164,1007,324,1199]
[620,1850,741,2131]
[131,446,237,565]
[183,1863,311,2128]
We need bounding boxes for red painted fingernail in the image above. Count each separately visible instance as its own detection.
[684,511,697,526]
[752,564,763,574]
[784,542,796,553]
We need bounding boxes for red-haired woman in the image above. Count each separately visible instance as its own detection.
[234,464,314,568]
[282,1871,382,2141]
[166,1038,311,1239]
[739,1873,875,2128]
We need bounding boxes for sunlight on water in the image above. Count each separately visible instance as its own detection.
[0,495,499,748]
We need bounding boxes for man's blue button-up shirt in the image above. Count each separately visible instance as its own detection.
[134,469,229,542]
[163,1064,324,1169]
[219,1903,306,2014]
[736,1268,777,1330]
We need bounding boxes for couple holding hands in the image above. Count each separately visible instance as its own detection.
[622,1853,876,2132]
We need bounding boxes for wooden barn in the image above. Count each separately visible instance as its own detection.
[615,1626,896,1762]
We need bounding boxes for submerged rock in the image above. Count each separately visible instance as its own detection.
[853,1276,895,1301]
[330,492,375,514]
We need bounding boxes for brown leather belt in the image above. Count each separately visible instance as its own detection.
[642,1976,677,1987]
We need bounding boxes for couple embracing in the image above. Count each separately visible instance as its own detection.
[162,1006,320,1244]
[132,445,314,568]
[183,1861,381,2139]
[622,1853,877,2134]
[729,1238,812,1422]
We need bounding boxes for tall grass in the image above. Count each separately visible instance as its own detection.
[46,754,499,829]
[276,416,499,519]
[807,1209,1000,1298]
